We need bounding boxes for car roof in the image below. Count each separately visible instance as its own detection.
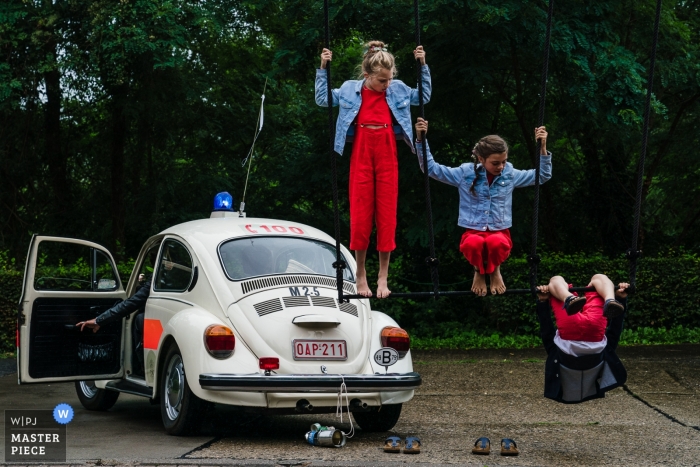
[157,216,336,246]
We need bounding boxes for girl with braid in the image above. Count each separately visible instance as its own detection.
[315,41,431,298]
[414,118,552,296]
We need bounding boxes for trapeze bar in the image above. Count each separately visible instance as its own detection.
[341,286,617,300]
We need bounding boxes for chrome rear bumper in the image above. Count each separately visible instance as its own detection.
[199,372,421,392]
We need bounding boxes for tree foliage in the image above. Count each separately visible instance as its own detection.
[1,0,699,279]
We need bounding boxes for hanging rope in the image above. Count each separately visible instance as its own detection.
[240,78,268,213]
[413,0,440,299]
[528,0,555,294]
[627,0,663,293]
[324,0,346,302]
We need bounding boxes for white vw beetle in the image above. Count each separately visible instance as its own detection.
[17,194,420,435]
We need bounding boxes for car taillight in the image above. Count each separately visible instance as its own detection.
[204,325,235,359]
[259,357,279,371]
[381,327,410,358]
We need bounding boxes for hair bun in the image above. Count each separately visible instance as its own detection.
[365,40,388,55]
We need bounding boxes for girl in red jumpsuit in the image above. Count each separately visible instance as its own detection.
[318,41,430,298]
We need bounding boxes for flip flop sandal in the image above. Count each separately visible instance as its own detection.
[403,436,421,454]
[383,436,401,453]
[500,438,519,456]
[603,298,625,318]
[564,295,587,315]
[471,437,490,455]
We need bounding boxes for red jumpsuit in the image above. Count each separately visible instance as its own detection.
[349,87,398,252]
[458,173,513,274]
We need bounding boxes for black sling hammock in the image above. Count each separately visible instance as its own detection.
[324,0,658,301]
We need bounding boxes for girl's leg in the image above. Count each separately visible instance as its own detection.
[377,251,391,298]
[548,276,573,302]
[489,264,506,295]
[484,232,512,294]
[459,232,487,296]
[587,274,615,301]
[355,250,372,297]
[349,130,375,291]
[460,232,486,273]
[373,130,398,297]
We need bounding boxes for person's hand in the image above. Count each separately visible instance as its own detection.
[536,285,550,301]
[320,48,332,69]
[535,126,548,155]
[77,319,100,333]
[616,282,630,299]
[413,45,426,65]
[138,273,145,283]
[415,117,428,141]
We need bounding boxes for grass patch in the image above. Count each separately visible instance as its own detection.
[0,351,15,359]
[412,327,700,350]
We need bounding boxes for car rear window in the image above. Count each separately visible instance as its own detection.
[219,237,354,281]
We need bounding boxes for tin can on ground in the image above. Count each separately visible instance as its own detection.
[305,428,347,447]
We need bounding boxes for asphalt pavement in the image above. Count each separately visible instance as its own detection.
[1,345,699,466]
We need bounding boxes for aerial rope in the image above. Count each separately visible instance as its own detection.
[413,0,440,300]
[528,0,555,294]
[324,0,347,302]
[627,0,663,293]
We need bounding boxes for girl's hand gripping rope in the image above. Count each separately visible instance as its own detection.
[535,126,548,155]
[320,48,333,69]
[415,117,428,142]
[413,45,426,65]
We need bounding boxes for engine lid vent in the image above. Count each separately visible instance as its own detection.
[253,298,283,317]
[283,296,311,308]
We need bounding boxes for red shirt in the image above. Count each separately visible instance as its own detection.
[357,86,391,125]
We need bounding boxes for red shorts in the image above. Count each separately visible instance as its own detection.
[550,287,607,341]
[459,229,512,275]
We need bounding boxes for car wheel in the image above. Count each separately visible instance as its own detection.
[74,380,119,411]
[160,343,208,436]
[352,403,402,432]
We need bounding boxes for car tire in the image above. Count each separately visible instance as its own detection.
[160,343,209,436]
[352,403,402,432]
[74,381,120,411]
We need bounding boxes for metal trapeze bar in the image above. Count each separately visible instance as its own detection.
[341,286,622,300]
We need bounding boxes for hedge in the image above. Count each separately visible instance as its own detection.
[1,252,699,352]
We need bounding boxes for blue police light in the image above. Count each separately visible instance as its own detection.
[213,192,234,212]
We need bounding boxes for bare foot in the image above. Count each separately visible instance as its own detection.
[356,271,372,297]
[489,265,506,295]
[376,276,391,298]
[471,270,487,297]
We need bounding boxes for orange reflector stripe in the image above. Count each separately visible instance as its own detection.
[143,319,163,350]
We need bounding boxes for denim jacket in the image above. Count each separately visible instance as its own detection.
[315,65,432,155]
[417,141,552,230]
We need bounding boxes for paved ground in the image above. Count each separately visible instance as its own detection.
[1,345,699,466]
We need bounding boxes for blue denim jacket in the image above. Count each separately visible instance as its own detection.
[315,65,432,155]
[417,141,552,230]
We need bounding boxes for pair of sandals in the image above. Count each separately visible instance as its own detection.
[384,436,421,454]
[472,437,518,456]
[564,294,624,318]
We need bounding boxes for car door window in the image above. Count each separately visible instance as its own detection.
[34,240,119,291]
[94,250,119,290]
[154,240,193,292]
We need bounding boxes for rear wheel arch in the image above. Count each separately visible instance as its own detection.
[154,334,177,393]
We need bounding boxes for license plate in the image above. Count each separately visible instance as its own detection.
[292,340,347,360]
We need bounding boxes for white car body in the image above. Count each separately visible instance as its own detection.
[17,211,420,434]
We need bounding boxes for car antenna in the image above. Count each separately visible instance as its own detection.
[239,78,268,218]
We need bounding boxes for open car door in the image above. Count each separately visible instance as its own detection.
[18,235,127,383]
